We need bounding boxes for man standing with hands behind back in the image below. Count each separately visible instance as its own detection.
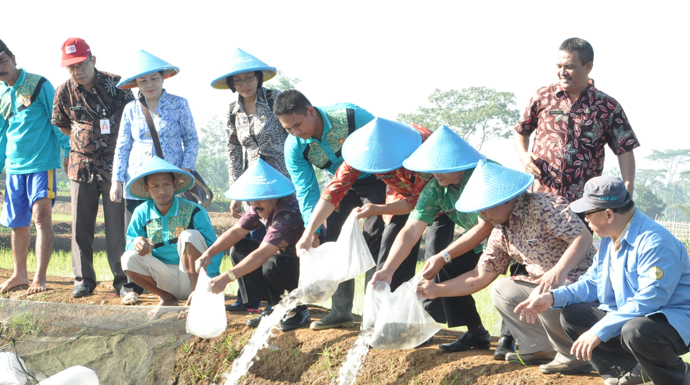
[52,38,134,299]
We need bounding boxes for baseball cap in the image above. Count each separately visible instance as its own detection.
[61,38,91,67]
[569,176,630,213]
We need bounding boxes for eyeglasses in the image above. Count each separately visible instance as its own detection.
[584,208,607,219]
[66,59,91,74]
[233,75,256,85]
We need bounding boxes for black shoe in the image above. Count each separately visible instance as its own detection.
[439,330,491,352]
[279,305,311,331]
[246,305,273,327]
[226,299,261,312]
[72,284,93,298]
[493,335,516,361]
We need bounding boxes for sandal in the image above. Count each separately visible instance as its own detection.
[122,292,140,305]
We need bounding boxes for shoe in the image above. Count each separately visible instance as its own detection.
[539,358,593,374]
[279,305,311,331]
[72,284,93,298]
[603,364,654,385]
[246,305,273,327]
[310,312,354,330]
[505,350,557,365]
[493,335,516,361]
[439,330,492,352]
[226,299,261,312]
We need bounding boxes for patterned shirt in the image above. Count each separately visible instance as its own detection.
[514,81,640,202]
[238,195,304,256]
[479,192,596,283]
[126,196,223,276]
[0,69,70,174]
[113,90,199,199]
[409,171,484,253]
[52,70,134,183]
[227,87,288,183]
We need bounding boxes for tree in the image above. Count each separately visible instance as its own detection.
[646,149,690,184]
[397,87,519,150]
[634,184,667,220]
[195,115,230,195]
[265,70,301,91]
[635,169,667,192]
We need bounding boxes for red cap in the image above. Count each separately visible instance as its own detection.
[61,38,91,67]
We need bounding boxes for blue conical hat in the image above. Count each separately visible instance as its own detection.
[126,157,195,200]
[402,125,485,173]
[342,117,422,173]
[226,159,295,201]
[454,159,534,212]
[210,48,277,90]
[117,50,180,89]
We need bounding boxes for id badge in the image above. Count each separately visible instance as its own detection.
[100,119,111,134]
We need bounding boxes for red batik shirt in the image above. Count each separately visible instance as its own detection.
[514,80,640,202]
[321,124,433,223]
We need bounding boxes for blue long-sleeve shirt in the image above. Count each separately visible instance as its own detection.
[0,69,70,174]
[284,103,374,226]
[126,196,223,277]
[552,209,690,345]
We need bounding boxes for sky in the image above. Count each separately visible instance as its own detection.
[2,0,687,175]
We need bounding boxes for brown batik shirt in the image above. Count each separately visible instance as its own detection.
[52,70,134,183]
[514,80,640,202]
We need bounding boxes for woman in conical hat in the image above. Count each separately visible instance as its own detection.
[110,49,199,228]
[211,48,286,220]
[370,124,498,353]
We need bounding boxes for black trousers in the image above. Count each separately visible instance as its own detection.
[561,302,689,384]
[422,214,483,328]
[325,174,386,316]
[230,238,300,306]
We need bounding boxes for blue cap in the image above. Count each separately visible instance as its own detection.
[402,125,485,173]
[342,117,422,173]
[454,159,534,212]
[117,50,180,89]
[225,159,295,201]
[126,157,195,200]
[210,48,277,90]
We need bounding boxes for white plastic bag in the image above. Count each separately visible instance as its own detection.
[0,352,27,385]
[297,209,376,304]
[366,273,441,350]
[39,365,99,385]
[186,268,227,338]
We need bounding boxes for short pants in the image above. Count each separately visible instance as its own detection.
[1,169,57,228]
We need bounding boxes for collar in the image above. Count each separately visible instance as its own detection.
[73,69,103,92]
[149,196,180,219]
[555,78,595,99]
[611,209,638,252]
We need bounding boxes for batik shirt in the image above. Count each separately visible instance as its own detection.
[126,196,223,276]
[226,87,287,183]
[409,169,484,253]
[284,103,375,226]
[238,195,304,256]
[0,69,70,174]
[321,124,433,223]
[514,81,640,202]
[52,70,134,183]
[479,192,595,283]
[113,90,199,199]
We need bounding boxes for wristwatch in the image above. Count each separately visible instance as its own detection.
[441,250,452,264]
[228,270,236,282]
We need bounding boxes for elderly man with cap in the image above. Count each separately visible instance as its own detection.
[274,89,385,330]
[52,37,134,298]
[197,159,316,331]
[417,160,596,374]
[0,38,71,295]
[299,118,433,293]
[120,157,222,318]
[513,37,640,205]
[516,176,690,385]
[370,125,496,353]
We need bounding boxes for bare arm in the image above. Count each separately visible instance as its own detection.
[196,223,250,272]
[513,132,540,177]
[617,151,636,197]
[356,199,413,219]
[418,265,500,299]
[535,226,593,294]
[295,198,334,252]
[370,218,427,285]
[229,242,280,279]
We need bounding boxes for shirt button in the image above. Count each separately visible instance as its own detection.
[145,151,151,156]
[145,132,151,138]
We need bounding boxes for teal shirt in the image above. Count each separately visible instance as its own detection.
[126,197,223,277]
[0,69,70,174]
[284,103,375,226]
